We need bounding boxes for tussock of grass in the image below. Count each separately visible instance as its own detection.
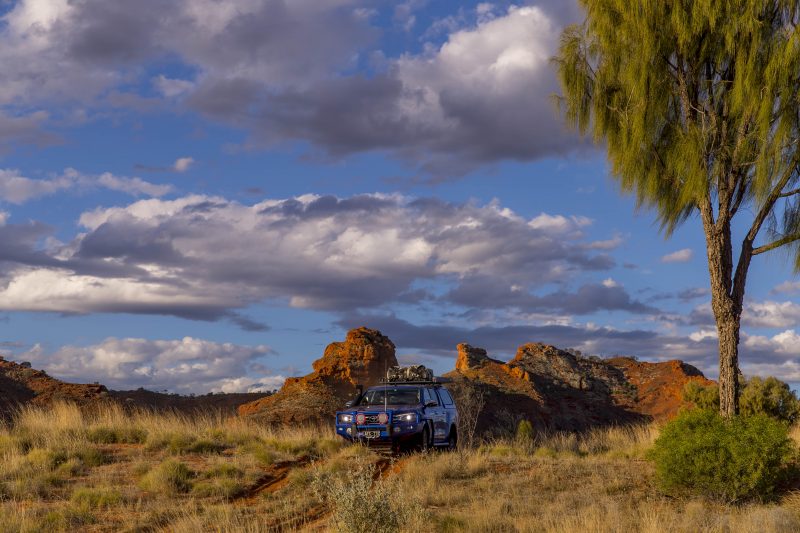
[70,486,123,509]
[138,460,194,495]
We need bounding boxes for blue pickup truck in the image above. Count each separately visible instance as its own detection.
[335,367,459,452]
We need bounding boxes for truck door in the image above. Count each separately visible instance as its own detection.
[424,388,447,442]
[436,387,457,436]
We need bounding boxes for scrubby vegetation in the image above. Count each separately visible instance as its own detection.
[1,402,800,532]
[684,376,800,423]
[649,409,795,502]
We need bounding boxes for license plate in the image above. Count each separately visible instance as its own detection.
[363,431,380,439]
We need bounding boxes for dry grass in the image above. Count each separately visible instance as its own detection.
[0,403,799,532]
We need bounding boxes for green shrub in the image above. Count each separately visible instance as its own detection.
[70,487,123,509]
[683,376,800,423]
[648,409,795,502]
[683,381,719,411]
[186,439,227,454]
[191,463,246,500]
[741,377,800,423]
[87,426,147,444]
[515,420,534,444]
[312,462,423,533]
[138,460,194,495]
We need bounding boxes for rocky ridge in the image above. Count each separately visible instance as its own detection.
[239,329,714,432]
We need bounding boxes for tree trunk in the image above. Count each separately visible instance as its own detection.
[716,312,741,417]
[701,202,744,418]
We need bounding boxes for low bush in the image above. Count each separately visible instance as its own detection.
[87,426,147,444]
[684,376,800,423]
[312,461,424,533]
[70,487,123,509]
[191,463,246,500]
[515,420,534,445]
[138,460,194,495]
[648,409,795,502]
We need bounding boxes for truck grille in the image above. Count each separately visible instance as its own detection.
[363,414,382,424]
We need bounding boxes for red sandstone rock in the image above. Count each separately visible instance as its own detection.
[237,327,397,423]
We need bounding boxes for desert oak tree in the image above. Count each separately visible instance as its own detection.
[554,1,800,417]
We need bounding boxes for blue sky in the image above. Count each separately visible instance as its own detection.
[0,0,798,393]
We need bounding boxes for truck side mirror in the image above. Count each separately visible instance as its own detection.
[425,400,438,408]
[344,400,354,408]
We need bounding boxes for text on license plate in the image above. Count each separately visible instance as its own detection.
[363,431,380,439]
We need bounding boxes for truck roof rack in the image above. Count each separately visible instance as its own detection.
[377,377,452,385]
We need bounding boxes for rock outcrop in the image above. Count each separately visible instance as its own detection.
[447,342,713,433]
[237,327,397,423]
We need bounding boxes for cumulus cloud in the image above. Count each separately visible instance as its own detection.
[661,248,693,263]
[0,168,172,204]
[0,193,615,323]
[0,1,584,174]
[20,337,281,393]
[745,301,800,329]
[246,5,585,175]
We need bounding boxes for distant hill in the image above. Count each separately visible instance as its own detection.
[0,355,270,417]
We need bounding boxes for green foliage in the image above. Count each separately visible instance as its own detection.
[87,426,147,444]
[648,410,795,502]
[138,460,194,495]
[515,420,535,445]
[192,464,245,500]
[741,376,800,423]
[555,0,800,263]
[684,376,800,423]
[312,462,423,533]
[683,381,721,412]
[70,487,123,509]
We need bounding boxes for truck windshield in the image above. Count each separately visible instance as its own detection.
[359,388,420,406]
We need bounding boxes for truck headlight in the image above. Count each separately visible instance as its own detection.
[339,414,353,423]
[392,413,416,423]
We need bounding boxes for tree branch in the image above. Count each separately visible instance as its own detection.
[779,187,800,198]
[746,162,799,242]
[753,233,800,255]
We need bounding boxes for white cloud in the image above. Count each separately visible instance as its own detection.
[21,336,280,393]
[96,172,173,197]
[0,1,584,171]
[0,193,613,320]
[744,301,800,329]
[0,168,72,204]
[689,329,718,342]
[661,248,693,263]
[585,234,624,250]
[172,157,194,173]
[0,168,172,204]
[773,280,800,294]
[601,278,619,288]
